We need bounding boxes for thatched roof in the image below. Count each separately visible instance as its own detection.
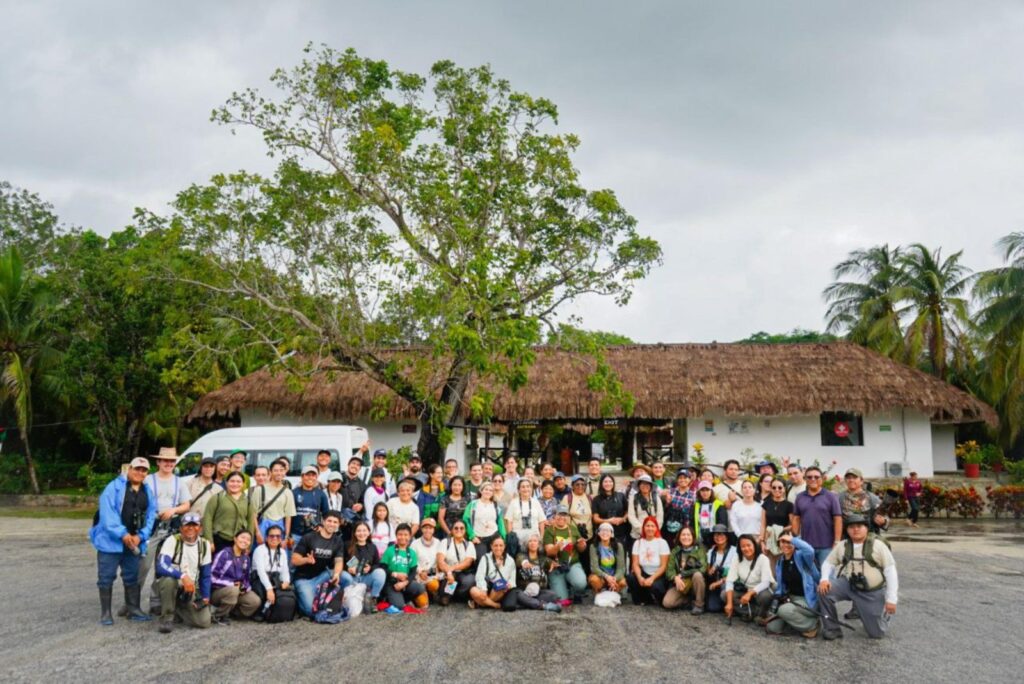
[187,343,997,427]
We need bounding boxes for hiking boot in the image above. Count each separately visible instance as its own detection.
[802,625,819,639]
[542,602,562,613]
[822,629,843,641]
[844,607,860,620]
[99,587,114,626]
[690,605,704,616]
[124,585,152,621]
[158,618,174,634]
[364,594,378,614]
[213,614,231,626]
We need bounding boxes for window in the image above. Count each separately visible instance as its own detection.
[820,412,864,447]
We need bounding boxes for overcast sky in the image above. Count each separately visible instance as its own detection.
[3,1,1022,343]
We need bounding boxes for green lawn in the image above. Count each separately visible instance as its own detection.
[0,507,94,519]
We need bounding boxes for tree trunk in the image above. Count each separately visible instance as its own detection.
[416,412,446,467]
[21,433,40,495]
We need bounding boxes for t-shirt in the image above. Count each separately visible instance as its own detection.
[187,478,222,517]
[787,482,806,504]
[838,490,882,521]
[632,537,670,575]
[250,482,297,522]
[380,545,418,576]
[147,474,187,514]
[292,531,345,580]
[763,499,794,528]
[543,524,581,565]
[714,480,744,505]
[440,538,476,566]
[781,557,804,597]
[696,502,717,531]
[729,500,763,537]
[370,521,394,556]
[794,489,842,549]
[292,487,329,537]
[469,501,500,538]
[386,498,421,529]
[410,537,441,574]
[597,544,617,573]
[158,535,212,582]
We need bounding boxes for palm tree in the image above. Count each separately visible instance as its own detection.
[823,245,907,358]
[898,244,972,381]
[0,248,59,494]
[973,232,1024,446]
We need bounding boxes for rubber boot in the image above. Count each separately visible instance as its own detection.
[99,587,114,626]
[124,585,152,621]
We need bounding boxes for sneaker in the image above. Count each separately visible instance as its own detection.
[364,595,378,614]
[558,599,572,608]
[844,608,860,620]
[822,629,843,641]
[158,618,173,634]
[384,605,402,615]
[542,602,562,613]
[402,605,424,614]
[377,601,391,612]
[690,606,704,615]
[213,615,231,626]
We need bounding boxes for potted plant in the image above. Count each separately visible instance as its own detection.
[956,441,983,478]
[982,444,1005,474]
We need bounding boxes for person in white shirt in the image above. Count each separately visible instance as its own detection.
[387,478,422,536]
[153,512,212,633]
[141,448,190,615]
[436,520,477,605]
[818,515,898,640]
[627,517,670,606]
[410,517,443,600]
[725,534,776,622]
[713,459,745,509]
[786,463,807,504]
[505,479,545,555]
[729,480,763,537]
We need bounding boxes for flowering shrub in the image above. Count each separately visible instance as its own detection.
[986,485,1024,519]
[919,482,948,518]
[944,486,984,518]
[878,488,909,518]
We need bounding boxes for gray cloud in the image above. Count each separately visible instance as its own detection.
[2,0,1022,342]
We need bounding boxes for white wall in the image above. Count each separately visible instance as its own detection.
[931,424,957,473]
[686,409,937,478]
[239,410,470,470]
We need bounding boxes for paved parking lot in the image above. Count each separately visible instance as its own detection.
[0,516,1021,683]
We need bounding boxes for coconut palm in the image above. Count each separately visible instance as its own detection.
[973,232,1024,446]
[823,245,907,358]
[898,244,971,382]
[0,248,59,494]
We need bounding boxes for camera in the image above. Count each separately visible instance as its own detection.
[850,572,870,592]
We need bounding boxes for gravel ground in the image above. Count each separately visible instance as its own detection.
[0,517,1021,683]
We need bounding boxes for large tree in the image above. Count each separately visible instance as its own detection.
[176,46,662,463]
[822,245,907,358]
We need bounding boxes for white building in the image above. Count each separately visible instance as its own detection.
[190,342,993,478]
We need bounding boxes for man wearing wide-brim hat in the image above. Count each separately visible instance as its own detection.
[138,447,190,615]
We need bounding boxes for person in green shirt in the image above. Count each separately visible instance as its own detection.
[662,526,708,614]
[380,524,427,613]
[202,471,257,554]
[542,505,588,601]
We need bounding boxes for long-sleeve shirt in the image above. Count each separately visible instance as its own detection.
[725,554,776,594]
[210,547,252,591]
[252,544,290,588]
[202,492,255,542]
[822,539,899,605]
[475,552,517,591]
[665,545,707,581]
[903,479,923,500]
[155,535,213,600]
[627,491,664,539]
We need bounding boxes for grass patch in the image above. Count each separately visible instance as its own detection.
[0,507,94,520]
[46,487,91,496]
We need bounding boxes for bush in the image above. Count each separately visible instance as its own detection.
[77,465,117,495]
[385,446,412,481]
[919,482,947,518]
[0,455,30,493]
[945,486,984,518]
[986,485,1024,519]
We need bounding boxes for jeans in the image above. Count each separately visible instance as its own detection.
[548,563,588,600]
[908,498,920,524]
[97,550,141,589]
[294,569,350,616]
[342,568,386,598]
[813,547,832,568]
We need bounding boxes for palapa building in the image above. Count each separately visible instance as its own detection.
[188,342,995,478]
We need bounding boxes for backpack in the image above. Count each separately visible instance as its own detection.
[311,580,349,624]
[840,533,891,573]
[169,534,209,570]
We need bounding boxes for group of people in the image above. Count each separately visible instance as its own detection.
[91,447,899,640]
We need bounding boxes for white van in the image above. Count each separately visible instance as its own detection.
[178,425,370,487]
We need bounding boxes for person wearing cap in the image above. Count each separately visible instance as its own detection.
[627,474,664,542]
[792,466,843,567]
[543,504,588,601]
[404,452,429,486]
[515,532,563,612]
[250,459,296,547]
[704,524,737,613]
[209,529,260,625]
[292,511,350,617]
[693,480,727,547]
[565,475,594,542]
[410,517,443,602]
[291,465,330,545]
[202,471,258,554]
[505,478,545,557]
[91,456,158,625]
[139,447,190,616]
[552,472,571,502]
[361,449,397,495]
[587,522,627,601]
[340,455,368,532]
[628,515,670,606]
[625,464,652,496]
[463,481,507,559]
[154,511,213,633]
[229,450,251,489]
[388,477,422,536]
[663,469,696,543]
[363,468,391,521]
[818,515,898,640]
[765,532,821,638]
[838,468,888,533]
[314,449,334,487]
[325,471,345,511]
[213,454,232,485]
[187,457,223,517]
[662,526,707,614]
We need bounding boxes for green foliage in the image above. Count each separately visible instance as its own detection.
[385,446,412,481]
[737,329,837,344]
[0,455,30,493]
[547,324,635,346]
[76,464,118,495]
[0,181,62,266]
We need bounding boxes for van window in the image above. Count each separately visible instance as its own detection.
[204,449,341,476]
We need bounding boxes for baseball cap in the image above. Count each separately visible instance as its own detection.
[420,517,437,528]
[215,454,231,463]
[409,453,422,462]
[554,471,565,478]
[570,475,585,485]
[200,457,216,467]
[844,468,863,479]
[636,474,653,485]
[230,449,247,457]
[555,504,570,515]
[301,465,318,475]
[372,449,388,458]
[129,457,150,470]
[181,512,202,526]
[711,524,729,535]
[327,471,343,482]
[371,467,387,477]
[348,455,364,465]
[697,481,713,491]
[846,514,869,526]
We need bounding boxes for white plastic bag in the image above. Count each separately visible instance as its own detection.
[593,590,622,608]
[343,582,367,617]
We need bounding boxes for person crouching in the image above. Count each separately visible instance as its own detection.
[153,512,213,633]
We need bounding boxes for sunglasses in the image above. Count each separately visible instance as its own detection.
[266,534,282,539]
[806,475,822,480]
[771,485,786,490]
